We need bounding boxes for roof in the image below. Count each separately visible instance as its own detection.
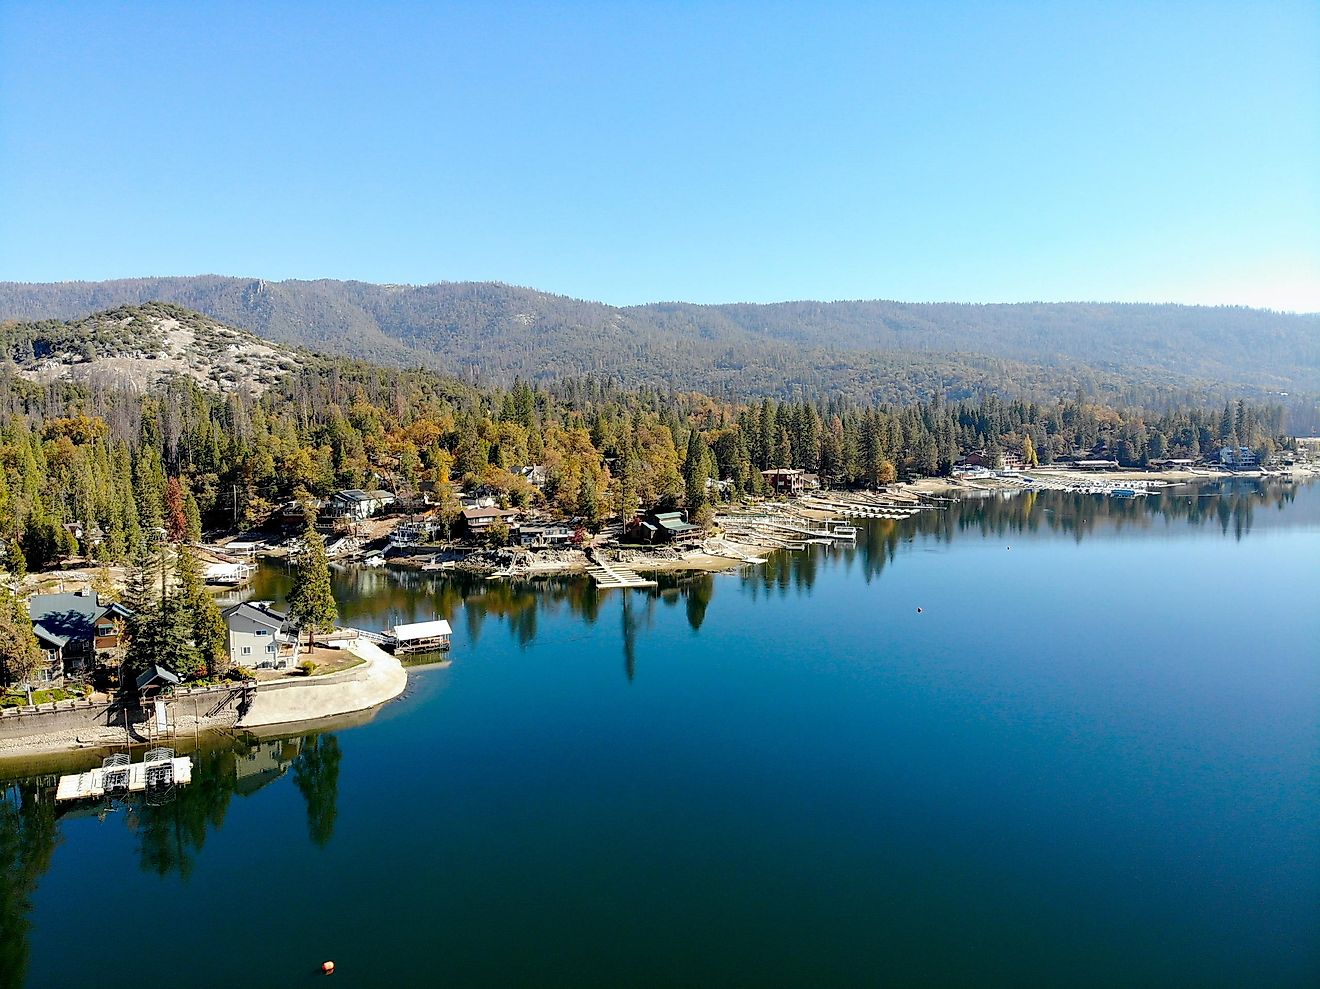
[463,506,519,520]
[653,512,699,533]
[33,623,69,649]
[27,591,128,641]
[222,601,288,629]
[336,488,395,502]
[136,664,181,691]
[393,619,453,641]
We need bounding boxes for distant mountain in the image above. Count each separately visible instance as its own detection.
[0,276,1315,408]
[0,301,301,395]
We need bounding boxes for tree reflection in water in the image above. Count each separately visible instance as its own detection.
[293,734,342,847]
[238,479,1310,669]
[0,781,58,989]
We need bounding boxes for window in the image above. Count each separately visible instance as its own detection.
[242,646,252,656]
[266,644,276,653]
[255,629,269,636]
[98,625,115,636]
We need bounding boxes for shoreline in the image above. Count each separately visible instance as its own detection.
[397,467,1316,581]
[0,639,409,761]
[4,469,1309,762]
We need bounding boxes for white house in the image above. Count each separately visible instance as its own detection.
[518,522,576,548]
[330,489,396,521]
[1219,446,1260,469]
[222,601,298,670]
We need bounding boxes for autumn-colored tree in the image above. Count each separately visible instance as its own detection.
[164,477,189,543]
[0,589,43,687]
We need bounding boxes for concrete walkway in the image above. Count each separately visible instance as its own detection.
[237,639,407,729]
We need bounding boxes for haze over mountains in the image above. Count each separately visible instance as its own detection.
[1,277,1315,413]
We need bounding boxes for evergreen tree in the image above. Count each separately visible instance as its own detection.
[684,430,710,514]
[175,548,226,676]
[287,520,338,649]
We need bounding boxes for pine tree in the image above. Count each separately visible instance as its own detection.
[684,430,710,514]
[575,470,600,526]
[175,547,226,676]
[287,520,338,649]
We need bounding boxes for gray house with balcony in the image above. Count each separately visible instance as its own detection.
[222,602,299,670]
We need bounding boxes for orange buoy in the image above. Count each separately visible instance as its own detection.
[322,961,335,976]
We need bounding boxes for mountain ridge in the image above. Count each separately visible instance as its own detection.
[1,276,1316,410]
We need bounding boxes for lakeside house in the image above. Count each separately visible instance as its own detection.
[391,517,446,547]
[1219,446,1260,469]
[760,468,820,494]
[278,498,323,528]
[518,522,576,548]
[462,505,520,536]
[329,489,396,521]
[222,601,299,670]
[959,449,1028,471]
[626,509,703,545]
[1148,458,1198,469]
[27,590,133,682]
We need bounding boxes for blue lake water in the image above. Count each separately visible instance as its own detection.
[3,480,1318,987]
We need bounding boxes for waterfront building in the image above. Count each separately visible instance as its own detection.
[27,590,133,681]
[626,509,703,545]
[1219,446,1260,469]
[462,506,521,535]
[222,602,299,670]
[328,489,396,521]
[518,522,576,548]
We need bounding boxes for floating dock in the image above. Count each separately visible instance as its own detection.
[55,753,193,802]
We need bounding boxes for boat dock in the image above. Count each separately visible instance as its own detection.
[586,552,657,589]
[55,752,193,802]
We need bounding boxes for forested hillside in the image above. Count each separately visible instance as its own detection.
[0,305,1292,580]
[1,278,1314,416]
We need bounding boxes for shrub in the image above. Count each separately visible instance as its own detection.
[298,660,316,677]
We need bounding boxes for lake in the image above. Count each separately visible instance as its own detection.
[3,480,1318,988]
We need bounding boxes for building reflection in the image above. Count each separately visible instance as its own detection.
[243,479,1307,669]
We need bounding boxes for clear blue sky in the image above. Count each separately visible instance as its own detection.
[2,1,1317,310]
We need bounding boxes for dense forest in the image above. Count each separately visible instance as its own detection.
[0,305,1291,580]
[1,278,1315,423]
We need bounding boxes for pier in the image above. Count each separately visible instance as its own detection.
[55,751,193,802]
[586,552,657,589]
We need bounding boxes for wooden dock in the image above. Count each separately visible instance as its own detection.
[586,555,657,589]
[55,756,193,802]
